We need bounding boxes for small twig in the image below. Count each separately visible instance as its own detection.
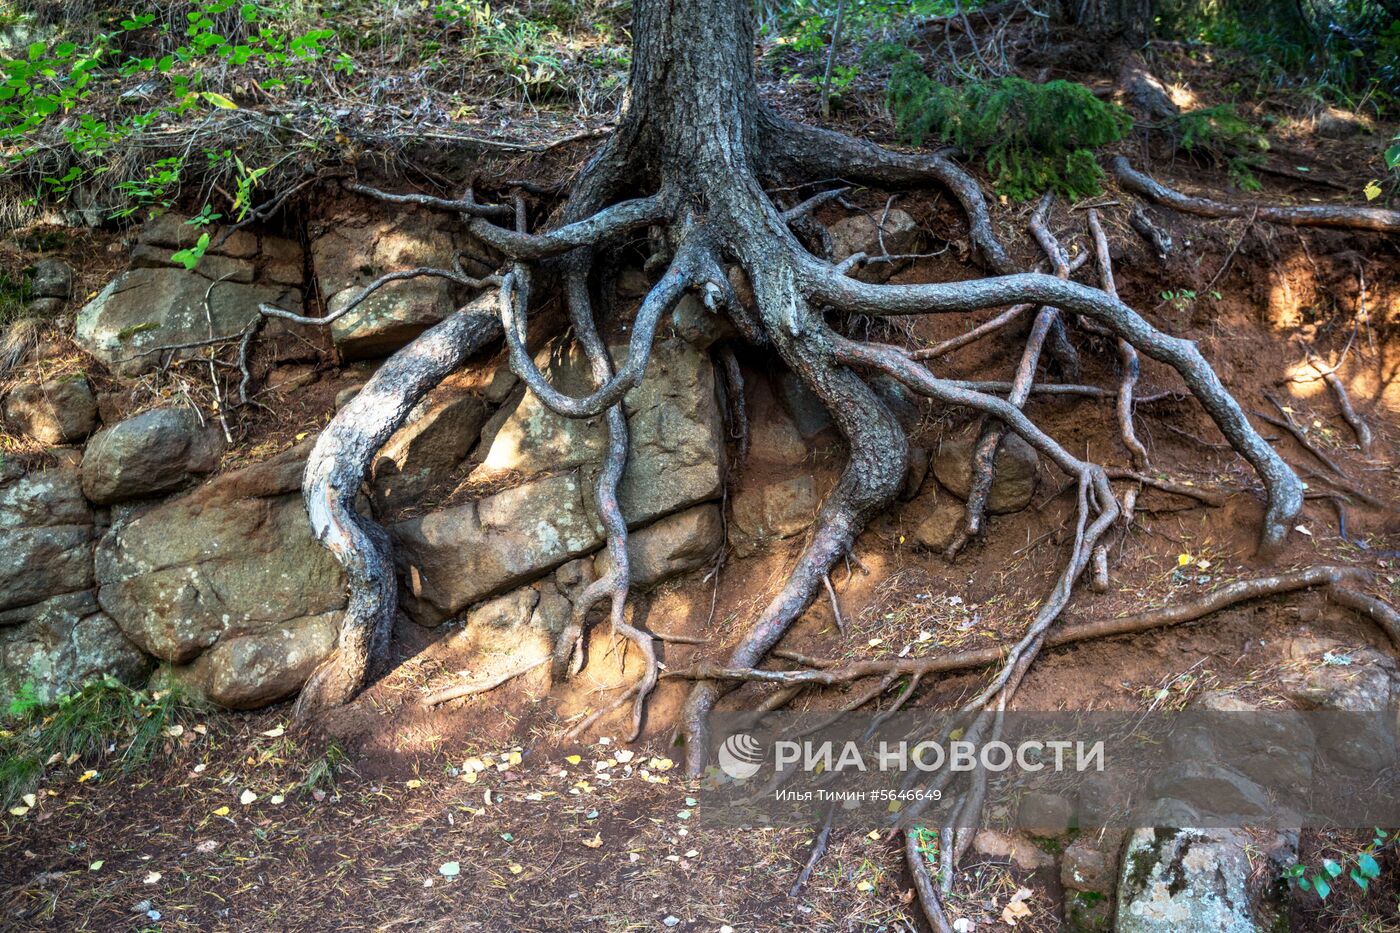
[822,573,846,637]
[1255,395,1345,477]
[789,807,836,896]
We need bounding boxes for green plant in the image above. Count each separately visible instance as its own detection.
[1175,104,1269,191]
[5,681,41,718]
[189,203,222,226]
[170,231,210,270]
[300,740,349,795]
[1160,288,1198,311]
[1285,828,1389,901]
[1,0,348,218]
[876,47,1131,201]
[1,676,201,809]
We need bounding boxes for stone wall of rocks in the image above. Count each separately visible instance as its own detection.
[1,203,1039,709]
[0,206,746,709]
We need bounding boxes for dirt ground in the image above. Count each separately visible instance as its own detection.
[3,29,1400,933]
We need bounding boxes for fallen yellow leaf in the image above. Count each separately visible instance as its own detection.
[581,833,603,848]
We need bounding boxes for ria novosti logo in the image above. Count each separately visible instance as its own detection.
[717,732,765,779]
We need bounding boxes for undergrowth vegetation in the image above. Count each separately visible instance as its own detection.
[0,0,1394,224]
[1174,103,1270,190]
[1156,0,1400,115]
[1,675,202,810]
[0,0,632,224]
[877,44,1132,201]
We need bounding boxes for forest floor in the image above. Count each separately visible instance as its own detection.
[3,9,1400,933]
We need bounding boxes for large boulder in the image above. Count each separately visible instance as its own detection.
[1115,827,1286,933]
[933,428,1040,514]
[28,257,74,300]
[81,407,224,504]
[0,591,151,705]
[310,200,492,360]
[899,483,964,551]
[0,466,94,615]
[826,207,921,282]
[393,471,605,625]
[471,331,725,525]
[95,445,347,706]
[371,379,490,510]
[165,611,339,709]
[593,504,724,590]
[75,267,300,376]
[731,475,817,554]
[3,376,99,445]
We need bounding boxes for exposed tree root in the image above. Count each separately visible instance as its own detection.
[290,298,503,718]
[1113,157,1400,233]
[906,826,955,933]
[665,565,1381,687]
[946,193,1073,559]
[422,656,551,706]
[1088,208,1149,469]
[1296,346,1374,455]
[788,807,836,897]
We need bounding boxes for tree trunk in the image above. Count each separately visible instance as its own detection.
[1054,0,1153,42]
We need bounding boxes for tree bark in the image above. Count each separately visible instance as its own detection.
[1053,0,1152,42]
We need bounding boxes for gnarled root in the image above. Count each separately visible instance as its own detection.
[292,299,502,718]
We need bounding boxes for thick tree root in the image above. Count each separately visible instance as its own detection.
[805,265,1303,553]
[291,298,502,717]
[1112,157,1400,233]
[947,194,1069,559]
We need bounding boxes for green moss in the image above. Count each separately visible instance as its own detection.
[875,46,1130,201]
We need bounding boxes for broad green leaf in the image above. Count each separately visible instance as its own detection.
[202,92,238,110]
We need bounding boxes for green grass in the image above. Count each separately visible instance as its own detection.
[299,740,349,795]
[1,675,202,809]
